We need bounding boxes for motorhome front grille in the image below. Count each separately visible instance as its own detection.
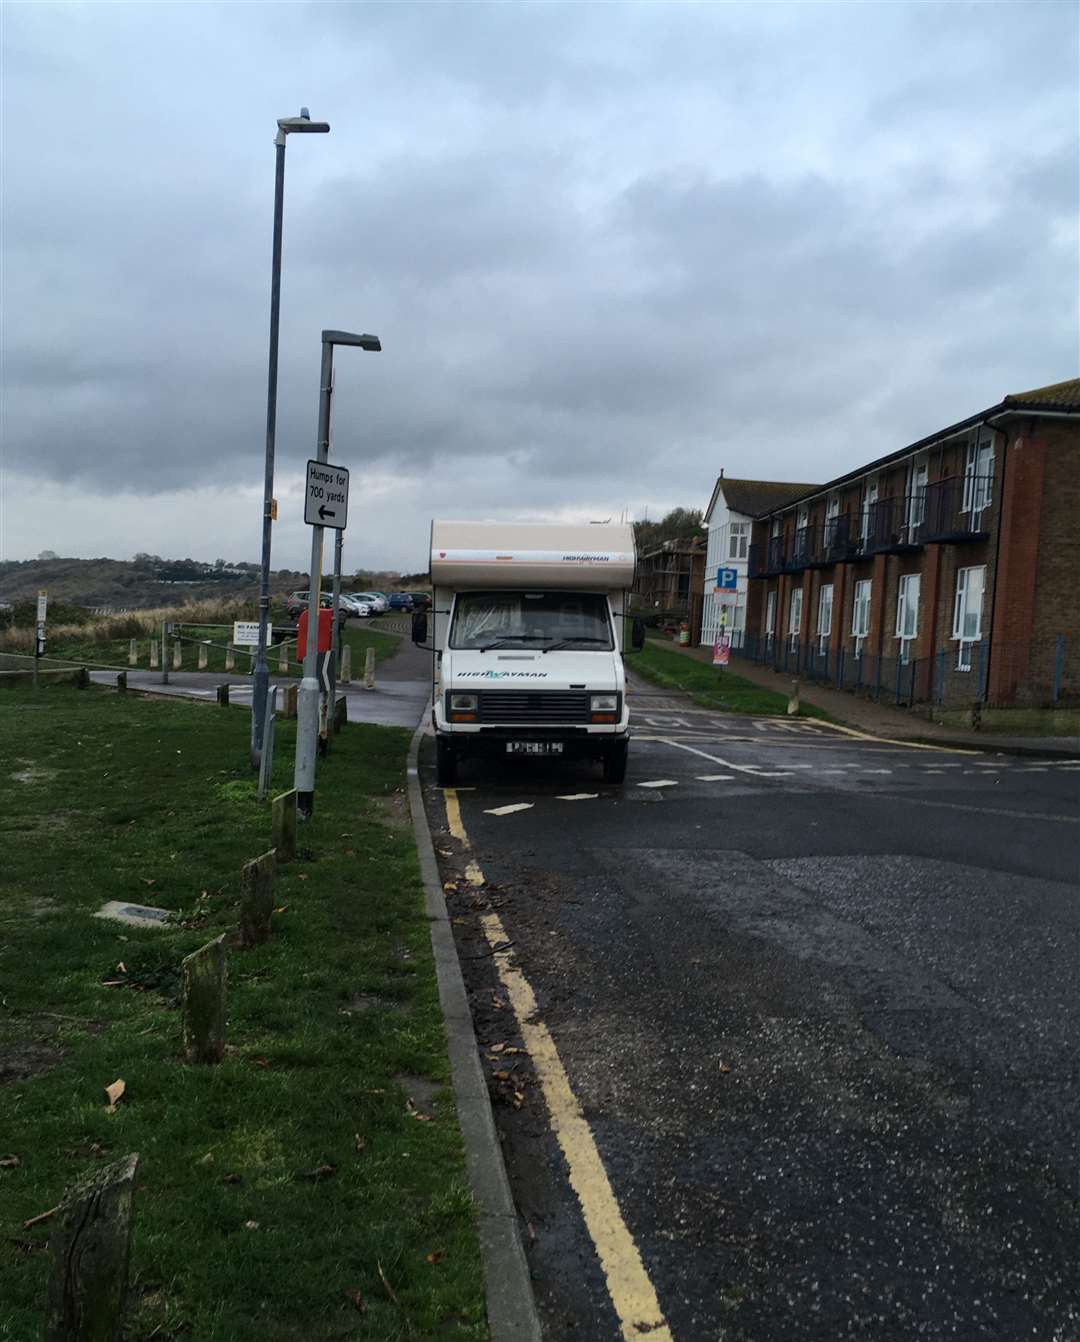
[475,690,593,724]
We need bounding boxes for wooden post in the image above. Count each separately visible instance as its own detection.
[282,682,298,719]
[44,1152,139,1342]
[272,790,297,863]
[277,640,289,674]
[149,641,159,669]
[224,645,235,671]
[333,695,348,733]
[172,640,182,670]
[340,644,352,685]
[216,684,230,707]
[180,935,226,1064]
[239,851,276,947]
[197,642,208,670]
[363,647,375,690]
[788,678,800,716]
[116,672,127,693]
[128,639,138,666]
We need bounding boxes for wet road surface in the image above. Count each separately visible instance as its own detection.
[422,705,1080,1341]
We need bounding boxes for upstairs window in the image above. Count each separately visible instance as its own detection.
[963,435,994,513]
[729,522,749,560]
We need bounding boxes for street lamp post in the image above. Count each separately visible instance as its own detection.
[252,108,330,770]
[295,329,381,816]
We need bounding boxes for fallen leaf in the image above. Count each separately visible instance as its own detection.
[0,1155,20,1169]
[489,1042,506,1053]
[100,980,126,988]
[404,1099,433,1122]
[300,1163,337,1181]
[718,1061,732,1074]
[116,962,127,974]
[297,873,309,881]
[343,1288,366,1314]
[244,1220,259,1230]
[250,1057,269,1069]
[273,905,288,914]
[140,878,154,886]
[222,1172,242,1185]
[425,1250,445,1265]
[104,1079,125,1111]
[443,881,456,892]
[198,1153,214,1166]
[504,1046,526,1056]
[354,1133,365,1153]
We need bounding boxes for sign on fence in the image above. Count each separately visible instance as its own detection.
[233,621,260,647]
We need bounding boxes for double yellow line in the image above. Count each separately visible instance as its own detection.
[443,789,674,1342]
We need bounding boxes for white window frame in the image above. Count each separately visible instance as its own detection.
[852,579,871,658]
[952,565,985,670]
[817,583,833,654]
[729,521,749,561]
[962,435,994,513]
[765,589,776,639]
[788,587,803,647]
[906,454,928,534]
[861,476,879,544]
[895,573,920,663]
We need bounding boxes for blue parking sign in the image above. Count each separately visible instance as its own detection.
[717,566,738,591]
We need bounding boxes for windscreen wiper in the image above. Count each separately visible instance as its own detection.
[477,635,550,652]
[541,638,611,653]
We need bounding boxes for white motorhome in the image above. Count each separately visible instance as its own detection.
[412,520,644,786]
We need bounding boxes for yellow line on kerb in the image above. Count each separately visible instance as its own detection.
[443,788,674,1342]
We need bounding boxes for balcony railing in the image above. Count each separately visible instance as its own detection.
[866,494,927,554]
[748,542,767,579]
[923,475,993,542]
[824,512,857,562]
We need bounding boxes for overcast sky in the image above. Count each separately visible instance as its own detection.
[2,1,1077,573]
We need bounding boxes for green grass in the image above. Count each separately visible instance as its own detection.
[633,639,830,718]
[37,623,402,678]
[0,685,484,1340]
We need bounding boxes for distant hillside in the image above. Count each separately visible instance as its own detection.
[0,556,301,611]
[0,555,420,611]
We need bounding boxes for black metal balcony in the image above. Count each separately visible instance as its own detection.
[867,495,926,554]
[923,475,993,543]
[758,535,785,575]
[748,542,766,579]
[824,513,857,562]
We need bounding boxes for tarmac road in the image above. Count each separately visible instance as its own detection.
[422,704,1080,1341]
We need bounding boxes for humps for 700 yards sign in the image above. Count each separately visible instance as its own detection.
[304,459,350,530]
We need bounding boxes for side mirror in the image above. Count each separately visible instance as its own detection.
[411,611,428,646]
[631,618,646,652]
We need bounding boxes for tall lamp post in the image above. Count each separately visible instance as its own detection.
[295,329,381,816]
[252,108,330,769]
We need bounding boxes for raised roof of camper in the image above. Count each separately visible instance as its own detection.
[430,521,636,589]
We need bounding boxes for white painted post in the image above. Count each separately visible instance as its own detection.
[363,647,375,690]
[788,679,800,716]
[340,644,352,685]
[225,645,235,671]
[149,641,159,669]
[172,640,182,670]
[128,639,138,666]
[197,642,209,671]
[277,640,289,674]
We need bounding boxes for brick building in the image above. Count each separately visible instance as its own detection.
[744,377,1080,707]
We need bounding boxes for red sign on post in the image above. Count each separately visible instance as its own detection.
[296,608,333,660]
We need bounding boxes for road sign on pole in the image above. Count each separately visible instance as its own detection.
[716,566,738,592]
[304,459,350,530]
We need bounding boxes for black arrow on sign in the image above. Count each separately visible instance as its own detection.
[318,504,337,521]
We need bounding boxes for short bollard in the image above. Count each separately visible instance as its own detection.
[181,935,226,1064]
[224,646,235,671]
[278,641,289,674]
[128,638,138,667]
[116,672,127,693]
[363,647,375,690]
[197,641,209,670]
[216,684,230,707]
[44,1152,140,1342]
[76,667,90,689]
[788,678,800,716]
[172,640,182,671]
[239,851,276,947]
[272,789,298,863]
[340,644,352,685]
[282,682,298,719]
[149,641,159,669]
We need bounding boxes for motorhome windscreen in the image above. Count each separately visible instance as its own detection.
[449,591,613,650]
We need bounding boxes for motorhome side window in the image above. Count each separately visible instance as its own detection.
[449,591,614,650]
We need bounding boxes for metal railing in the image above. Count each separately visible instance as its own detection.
[923,475,993,542]
[866,494,927,554]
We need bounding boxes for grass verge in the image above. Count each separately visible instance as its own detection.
[633,639,830,718]
[0,684,484,1340]
[30,624,401,677]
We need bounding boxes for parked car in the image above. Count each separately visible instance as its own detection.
[387,593,414,610]
[406,592,432,610]
[285,590,349,628]
[339,594,375,618]
[353,591,389,613]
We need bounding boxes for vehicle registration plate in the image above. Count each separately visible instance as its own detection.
[505,741,563,755]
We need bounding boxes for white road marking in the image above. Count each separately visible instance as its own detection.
[1020,767,1048,773]
[746,770,795,777]
[557,793,599,801]
[861,769,894,774]
[696,774,736,781]
[637,779,679,789]
[483,803,534,816]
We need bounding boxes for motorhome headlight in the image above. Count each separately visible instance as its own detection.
[450,693,478,712]
[590,695,618,713]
